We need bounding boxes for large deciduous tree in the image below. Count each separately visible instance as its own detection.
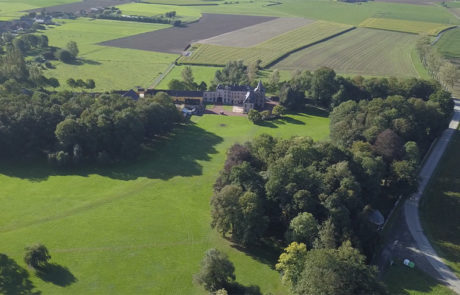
[194,249,235,292]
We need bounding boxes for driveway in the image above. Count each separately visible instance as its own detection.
[404,99,460,293]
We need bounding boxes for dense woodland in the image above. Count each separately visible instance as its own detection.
[207,62,453,294]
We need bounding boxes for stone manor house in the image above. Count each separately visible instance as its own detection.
[141,81,266,114]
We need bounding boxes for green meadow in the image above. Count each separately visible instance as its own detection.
[421,131,460,278]
[0,112,330,294]
[435,27,460,58]
[0,0,79,20]
[383,263,455,295]
[42,18,177,91]
[115,2,202,23]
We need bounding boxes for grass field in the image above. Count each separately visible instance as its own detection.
[359,18,455,35]
[115,3,202,23]
[0,0,80,20]
[192,0,460,26]
[273,28,419,77]
[435,27,460,58]
[41,18,177,91]
[0,112,330,295]
[421,131,460,278]
[383,264,455,295]
[178,21,353,67]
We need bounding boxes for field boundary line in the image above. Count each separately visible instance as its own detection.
[149,62,176,89]
[264,26,356,68]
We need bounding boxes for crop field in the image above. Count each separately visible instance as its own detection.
[42,18,177,91]
[178,21,353,67]
[421,131,460,278]
[199,17,314,48]
[273,28,419,77]
[0,112,330,295]
[359,18,456,35]
[115,3,202,23]
[100,13,275,54]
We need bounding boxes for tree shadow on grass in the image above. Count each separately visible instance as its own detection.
[277,116,305,125]
[0,254,41,295]
[383,263,451,295]
[68,58,101,66]
[36,263,77,287]
[226,282,262,295]
[256,121,278,128]
[0,123,223,182]
[295,105,329,118]
[230,239,283,270]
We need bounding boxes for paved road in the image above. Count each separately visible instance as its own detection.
[404,99,460,294]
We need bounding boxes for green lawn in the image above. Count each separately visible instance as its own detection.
[115,3,202,23]
[435,27,460,59]
[421,131,460,278]
[0,112,329,295]
[383,264,455,295]
[42,18,177,91]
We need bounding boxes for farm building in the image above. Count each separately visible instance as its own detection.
[144,89,204,105]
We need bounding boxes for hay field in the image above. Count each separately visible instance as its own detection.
[359,18,455,35]
[273,28,419,77]
[179,21,353,67]
[199,17,314,48]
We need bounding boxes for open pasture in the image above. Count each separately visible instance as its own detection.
[115,3,202,23]
[178,21,353,67]
[0,0,80,20]
[0,112,330,295]
[100,13,275,54]
[359,17,456,35]
[42,18,177,91]
[198,17,314,48]
[273,28,419,77]
[421,131,460,278]
[436,27,460,58]
[27,0,133,14]
[195,0,460,26]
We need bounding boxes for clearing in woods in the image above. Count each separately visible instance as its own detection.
[178,21,353,67]
[272,28,419,77]
[359,18,456,35]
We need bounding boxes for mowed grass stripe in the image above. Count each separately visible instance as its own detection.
[359,17,456,35]
[273,28,419,77]
[179,21,353,67]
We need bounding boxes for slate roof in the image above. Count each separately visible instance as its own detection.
[146,89,203,97]
[216,84,252,92]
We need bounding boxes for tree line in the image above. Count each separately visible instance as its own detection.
[0,89,182,165]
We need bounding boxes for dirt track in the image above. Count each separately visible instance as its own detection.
[99,13,276,54]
